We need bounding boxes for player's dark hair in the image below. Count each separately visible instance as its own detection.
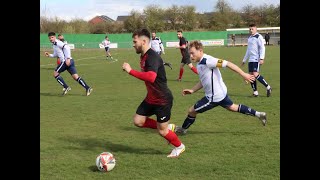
[177,30,183,33]
[58,34,62,36]
[132,28,150,39]
[105,35,108,38]
[189,40,203,50]
[249,24,256,27]
[48,32,56,36]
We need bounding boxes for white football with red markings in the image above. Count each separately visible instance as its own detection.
[95,152,116,172]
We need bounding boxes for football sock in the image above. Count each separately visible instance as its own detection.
[256,75,269,87]
[179,68,184,79]
[164,130,182,147]
[238,104,256,116]
[254,111,261,118]
[55,75,68,88]
[250,80,257,91]
[182,115,196,129]
[76,77,90,90]
[191,66,198,74]
[142,117,157,129]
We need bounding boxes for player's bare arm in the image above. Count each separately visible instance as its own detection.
[182,81,203,96]
[227,61,255,83]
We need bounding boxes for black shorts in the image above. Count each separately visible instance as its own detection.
[136,100,173,123]
[55,59,77,75]
[181,56,191,65]
[248,62,260,72]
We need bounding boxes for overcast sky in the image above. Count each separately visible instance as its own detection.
[40,0,280,21]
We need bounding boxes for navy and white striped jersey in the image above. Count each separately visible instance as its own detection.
[197,54,228,102]
[242,33,265,63]
[151,37,164,53]
[49,40,72,63]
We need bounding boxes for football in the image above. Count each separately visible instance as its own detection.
[95,152,116,172]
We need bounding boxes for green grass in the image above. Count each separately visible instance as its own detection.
[40,46,280,180]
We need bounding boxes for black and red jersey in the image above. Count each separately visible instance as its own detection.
[179,37,190,58]
[140,48,173,105]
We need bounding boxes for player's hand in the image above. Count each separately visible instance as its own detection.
[44,52,50,57]
[243,73,255,83]
[122,62,132,73]
[259,59,264,65]
[240,62,245,67]
[162,51,165,55]
[182,89,194,96]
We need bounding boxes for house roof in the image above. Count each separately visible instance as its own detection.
[99,15,115,22]
[116,16,131,21]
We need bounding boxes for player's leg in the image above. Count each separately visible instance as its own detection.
[68,59,93,96]
[254,64,272,97]
[107,49,113,59]
[177,61,185,81]
[154,102,185,158]
[160,51,173,70]
[222,95,267,126]
[105,47,109,59]
[176,96,216,134]
[54,62,70,95]
[134,100,157,129]
[248,62,258,96]
[158,122,185,158]
[163,61,173,70]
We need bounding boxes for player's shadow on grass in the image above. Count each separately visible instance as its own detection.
[40,92,84,97]
[88,165,100,172]
[182,130,254,136]
[227,93,257,98]
[59,136,164,155]
[40,67,54,70]
[167,79,199,83]
[121,126,254,136]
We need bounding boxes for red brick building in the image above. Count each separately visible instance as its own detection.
[88,15,115,25]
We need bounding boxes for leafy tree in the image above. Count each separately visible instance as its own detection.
[180,6,197,31]
[144,5,165,32]
[123,10,144,33]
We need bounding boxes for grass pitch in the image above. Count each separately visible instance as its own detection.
[40,46,280,180]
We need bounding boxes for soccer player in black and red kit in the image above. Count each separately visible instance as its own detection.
[122,28,185,158]
[176,30,198,81]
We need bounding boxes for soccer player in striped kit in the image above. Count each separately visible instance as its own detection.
[122,28,185,158]
[151,31,172,69]
[241,24,272,97]
[175,41,267,135]
[44,32,93,96]
[102,36,113,60]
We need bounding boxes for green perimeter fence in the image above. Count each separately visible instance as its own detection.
[40,31,231,49]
